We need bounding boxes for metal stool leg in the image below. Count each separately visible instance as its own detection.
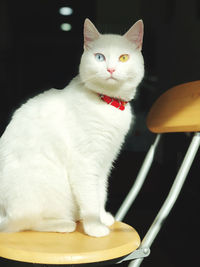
[115,134,161,221]
[129,132,200,267]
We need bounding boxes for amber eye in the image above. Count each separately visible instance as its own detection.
[119,54,129,62]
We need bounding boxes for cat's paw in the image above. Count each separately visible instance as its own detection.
[100,211,115,226]
[83,221,110,237]
[58,221,77,233]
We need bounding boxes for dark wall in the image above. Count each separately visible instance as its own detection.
[0,0,96,134]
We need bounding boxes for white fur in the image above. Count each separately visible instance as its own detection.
[0,19,144,237]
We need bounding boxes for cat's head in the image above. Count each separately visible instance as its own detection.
[79,19,144,101]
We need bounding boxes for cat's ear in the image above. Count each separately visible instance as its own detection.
[124,20,144,51]
[83,18,100,49]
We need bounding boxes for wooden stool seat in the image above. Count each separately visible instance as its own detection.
[147,80,200,133]
[0,221,140,265]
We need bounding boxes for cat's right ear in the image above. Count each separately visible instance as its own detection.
[83,18,100,50]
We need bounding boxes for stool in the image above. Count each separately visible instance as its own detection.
[116,80,200,266]
[0,221,143,266]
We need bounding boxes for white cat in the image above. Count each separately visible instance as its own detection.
[0,19,144,237]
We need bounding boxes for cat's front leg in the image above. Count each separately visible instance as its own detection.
[70,166,110,237]
[83,215,110,237]
[99,176,115,227]
[100,210,115,226]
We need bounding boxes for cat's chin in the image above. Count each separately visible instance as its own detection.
[106,77,118,84]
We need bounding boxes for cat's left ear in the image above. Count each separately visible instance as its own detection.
[124,20,144,51]
[83,18,100,50]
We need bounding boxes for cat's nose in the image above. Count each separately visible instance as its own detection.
[107,68,116,74]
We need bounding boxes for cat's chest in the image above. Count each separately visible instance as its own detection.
[72,97,132,141]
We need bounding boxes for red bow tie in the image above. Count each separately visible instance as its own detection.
[99,94,128,111]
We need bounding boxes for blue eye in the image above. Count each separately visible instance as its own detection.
[95,53,105,62]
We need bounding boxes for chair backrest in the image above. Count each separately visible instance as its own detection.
[147,81,200,133]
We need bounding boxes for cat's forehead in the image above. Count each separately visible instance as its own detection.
[90,34,136,53]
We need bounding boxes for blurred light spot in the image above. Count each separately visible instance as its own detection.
[60,23,72,31]
[59,7,73,16]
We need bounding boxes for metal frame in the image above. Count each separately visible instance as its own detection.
[117,247,150,264]
[115,134,161,221]
[115,132,200,266]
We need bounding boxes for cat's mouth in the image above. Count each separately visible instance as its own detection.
[106,76,118,82]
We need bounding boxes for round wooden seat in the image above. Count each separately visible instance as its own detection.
[147,80,200,133]
[0,221,140,265]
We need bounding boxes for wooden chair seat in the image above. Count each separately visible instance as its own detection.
[147,80,200,133]
[0,221,140,265]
